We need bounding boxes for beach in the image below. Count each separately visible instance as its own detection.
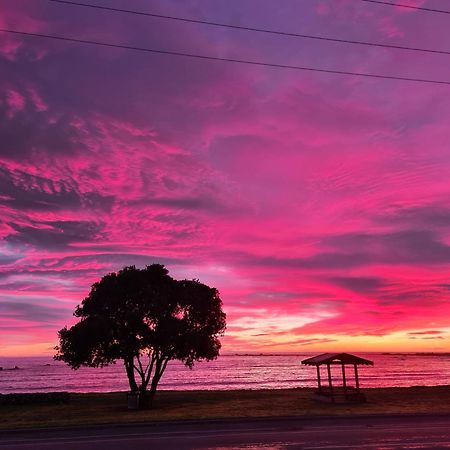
[1,386,450,430]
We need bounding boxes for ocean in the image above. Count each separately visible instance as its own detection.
[0,353,448,394]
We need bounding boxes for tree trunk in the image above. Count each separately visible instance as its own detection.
[145,357,170,408]
[138,385,150,409]
[129,355,170,409]
[145,359,162,408]
[124,358,138,392]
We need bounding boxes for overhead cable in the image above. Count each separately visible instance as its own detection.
[359,0,450,14]
[48,0,450,56]
[1,28,449,86]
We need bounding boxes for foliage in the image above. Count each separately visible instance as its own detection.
[55,264,226,407]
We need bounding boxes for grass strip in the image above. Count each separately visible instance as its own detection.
[1,386,449,430]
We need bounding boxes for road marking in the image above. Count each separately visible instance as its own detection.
[2,421,450,448]
[2,422,450,443]
[303,443,450,449]
[2,425,450,444]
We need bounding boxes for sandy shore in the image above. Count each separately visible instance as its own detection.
[1,385,449,430]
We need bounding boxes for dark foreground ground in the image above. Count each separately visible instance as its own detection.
[2,386,450,430]
[1,415,450,449]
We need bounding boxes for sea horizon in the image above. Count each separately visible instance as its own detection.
[1,353,449,394]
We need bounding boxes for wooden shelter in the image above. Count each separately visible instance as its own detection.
[302,353,373,403]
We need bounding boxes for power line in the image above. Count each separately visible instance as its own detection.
[48,0,450,57]
[359,0,450,14]
[1,28,449,86]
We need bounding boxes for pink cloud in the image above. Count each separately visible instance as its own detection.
[1,0,450,354]
[5,89,25,116]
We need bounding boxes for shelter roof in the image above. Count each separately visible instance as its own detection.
[301,353,374,366]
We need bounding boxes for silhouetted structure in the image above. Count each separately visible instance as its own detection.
[302,353,373,403]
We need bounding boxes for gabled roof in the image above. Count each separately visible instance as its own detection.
[301,353,374,366]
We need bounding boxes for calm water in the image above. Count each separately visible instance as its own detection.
[0,353,448,394]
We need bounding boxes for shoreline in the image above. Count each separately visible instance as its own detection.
[1,385,450,430]
[2,383,450,395]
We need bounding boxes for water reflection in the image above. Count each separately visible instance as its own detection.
[0,353,449,394]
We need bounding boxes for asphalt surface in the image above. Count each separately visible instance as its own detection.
[1,415,449,449]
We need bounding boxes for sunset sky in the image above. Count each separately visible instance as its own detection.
[1,0,450,356]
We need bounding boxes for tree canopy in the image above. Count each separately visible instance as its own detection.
[55,264,226,406]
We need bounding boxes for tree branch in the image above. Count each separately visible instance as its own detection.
[158,356,170,382]
[144,352,157,387]
[133,364,144,378]
[138,355,145,373]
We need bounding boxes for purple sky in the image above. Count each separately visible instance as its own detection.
[0,0,449,355]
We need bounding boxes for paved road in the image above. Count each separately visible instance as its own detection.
[1,415,449,449]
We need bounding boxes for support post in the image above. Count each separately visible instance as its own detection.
[327,363,334,402]
[354,364,360,392]
[341,364,347,395]
[316,365,322,393]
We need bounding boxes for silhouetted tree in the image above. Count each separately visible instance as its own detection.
[55,265,226,408]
